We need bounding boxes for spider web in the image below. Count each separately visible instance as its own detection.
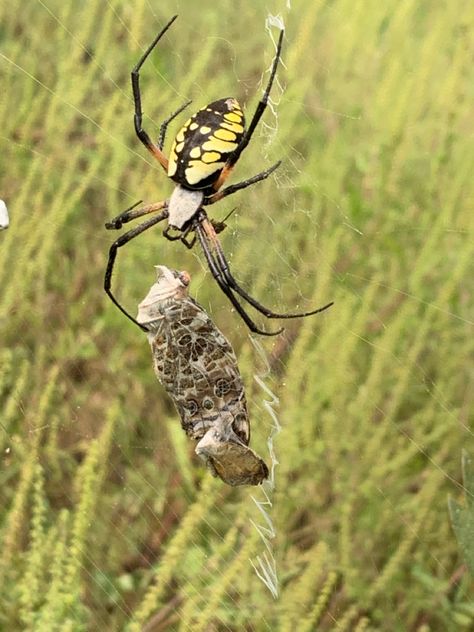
[1,1,473,630]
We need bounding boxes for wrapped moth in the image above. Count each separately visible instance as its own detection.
[137,265,268,486]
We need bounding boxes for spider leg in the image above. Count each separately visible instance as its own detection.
[163,222,197,248]
[163,225,182,241]
[195,220,283,336]
[158,99,192,149]
[104,209,169,329]
[204,161,281,206]
[162,223,197,248]
[105,200,167,230]
[180,223,197,249]
[201,217,334,319]
[210,208,236,235]
[131,15,178,170]
[213,29,284,191]
[181,234,197,249]
[163,219,222,250]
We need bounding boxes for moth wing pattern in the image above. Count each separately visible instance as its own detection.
[137,266,268,486]
[149,295,250,443]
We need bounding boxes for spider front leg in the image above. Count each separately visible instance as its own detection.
[104,209,169,329]
[212,29,284,192]
[131,15,178,169]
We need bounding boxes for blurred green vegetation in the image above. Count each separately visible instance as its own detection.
[1,0,473,630]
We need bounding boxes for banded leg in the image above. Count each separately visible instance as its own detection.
[131,15,178,169]
[104,210,169,329]
[105,200,167,230]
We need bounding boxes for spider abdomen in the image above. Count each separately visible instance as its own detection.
[167,97,245,190]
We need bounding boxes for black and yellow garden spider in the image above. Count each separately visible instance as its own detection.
[104,15,333,336]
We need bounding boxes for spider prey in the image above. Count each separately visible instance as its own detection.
[137,265,268,486]
[105,15,333,336]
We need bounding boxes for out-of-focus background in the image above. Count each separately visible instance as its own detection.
[1,1,473,630]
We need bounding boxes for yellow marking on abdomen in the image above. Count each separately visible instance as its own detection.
[224,112,242,123]
[175,119,191,143]
[168,151,178,177]
[185,160,224,185]
[201,151,221,163]
[222,121,244,134]
[214,128,237,141]
[202,138,238,153]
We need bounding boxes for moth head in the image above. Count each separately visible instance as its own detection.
[137,265,190,324]
[195,414,268,486]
